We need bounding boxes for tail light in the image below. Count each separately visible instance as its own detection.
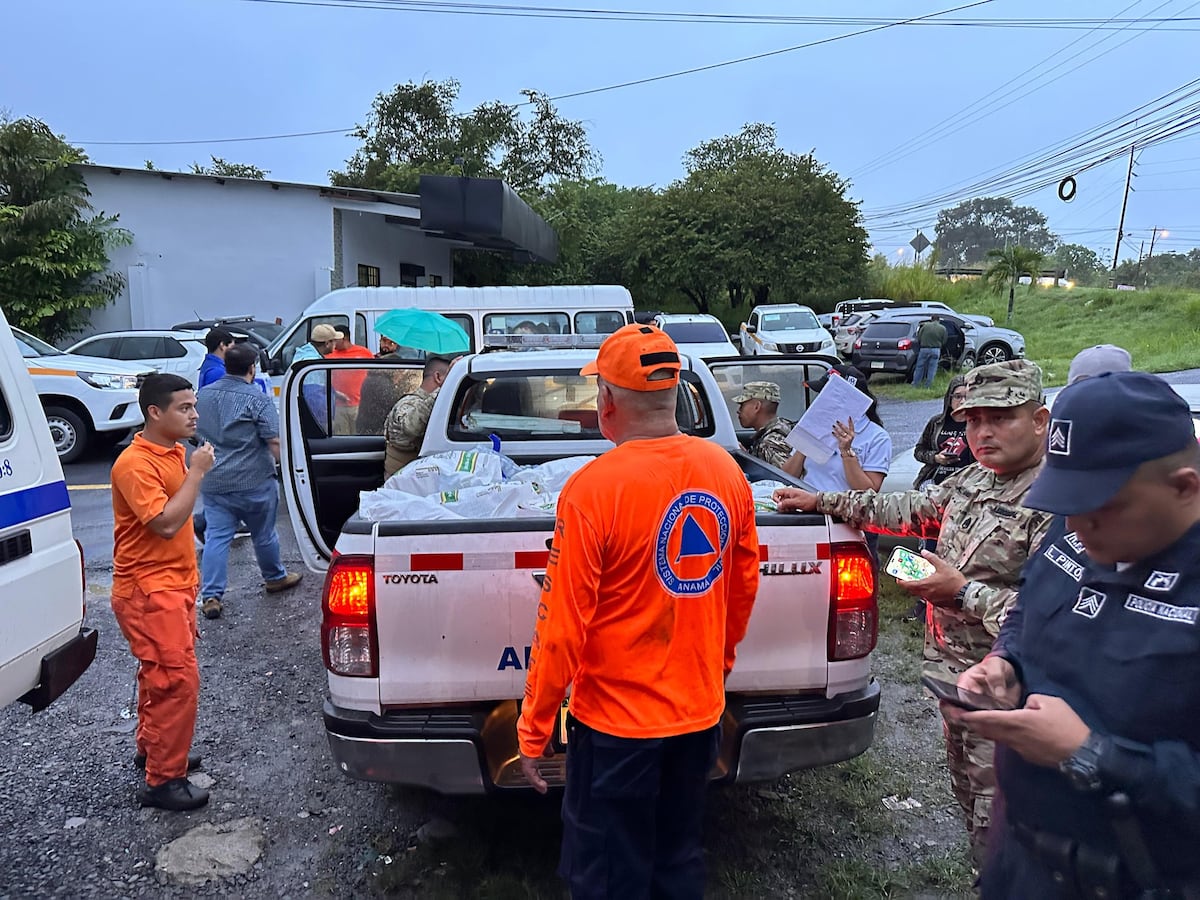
[74,539,86,619]
[853,338,862,351]
[897,338,913,351]
[828,542,877,660]
[322,554,378,677]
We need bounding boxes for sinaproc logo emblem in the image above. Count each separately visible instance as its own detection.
[655,491,731,596]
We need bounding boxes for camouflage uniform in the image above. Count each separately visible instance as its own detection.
[747,417,797,469]
[811,359,1053,865]
[383,386,438,477]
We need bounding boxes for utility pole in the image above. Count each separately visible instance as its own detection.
[1145,226,1167,286]
[1134,240,1146,284]
[1111,145,1135,276]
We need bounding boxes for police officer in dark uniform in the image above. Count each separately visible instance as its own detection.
[946,371,1200,898]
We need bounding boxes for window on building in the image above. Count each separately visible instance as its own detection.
[399,263,426,287]
[357,264,381,287]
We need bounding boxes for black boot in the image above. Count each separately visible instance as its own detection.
[137,778,210,811]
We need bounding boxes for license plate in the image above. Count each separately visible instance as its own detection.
[871,360,885,369]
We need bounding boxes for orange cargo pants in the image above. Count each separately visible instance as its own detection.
[111,586,200,787]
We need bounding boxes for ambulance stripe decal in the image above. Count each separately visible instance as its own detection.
[0,481,71,530]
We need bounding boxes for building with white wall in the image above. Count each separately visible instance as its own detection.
[75,165,557,337]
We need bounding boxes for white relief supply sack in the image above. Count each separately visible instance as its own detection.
[359,489,464,522]
[383,449,510,496]
[438,482,542,518]
[507,456,596,494]
[750,479,789,512]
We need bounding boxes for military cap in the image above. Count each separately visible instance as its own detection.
[732,381,782,404]
[952,359,1043,421]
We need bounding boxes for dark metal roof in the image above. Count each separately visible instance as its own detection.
[418,175,559,265]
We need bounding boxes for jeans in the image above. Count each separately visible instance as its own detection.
[560,719,720,899]
[912,347,941,387]
[199,479,287,599]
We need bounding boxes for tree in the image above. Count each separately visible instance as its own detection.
[985,246,1045,323]
[1051,243,1104,286]
[622,124,868,322]
[935,197,1057,267]
[0,117,131,341]
[189,156,268,179]
[332,79,597,194]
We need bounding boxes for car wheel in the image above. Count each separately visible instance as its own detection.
[44,406,90,463]
[979,344,1011,366]
[960,351,977,371]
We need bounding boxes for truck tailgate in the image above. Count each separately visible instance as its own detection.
[374,524,554,707]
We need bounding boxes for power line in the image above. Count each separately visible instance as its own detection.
[76,0,996,147]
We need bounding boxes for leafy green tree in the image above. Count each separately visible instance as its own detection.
[332,79,596,194]
[189,156,268,179]
[0,117,131,341]
[1051,243,1104,286]
[622,123,868,323]
[985,245,1045,323]
[936,197,1057,267]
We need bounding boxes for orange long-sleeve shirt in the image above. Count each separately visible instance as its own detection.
[517,434,760,758]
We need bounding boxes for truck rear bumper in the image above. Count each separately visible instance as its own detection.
[325,680,880,794]
[19,628,98,713]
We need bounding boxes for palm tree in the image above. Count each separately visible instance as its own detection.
[985,246,1046,324]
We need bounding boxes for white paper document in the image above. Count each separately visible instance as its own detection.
[785,373,873,465]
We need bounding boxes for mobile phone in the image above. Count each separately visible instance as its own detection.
[920,674,1015,712]
[885,546,937,582]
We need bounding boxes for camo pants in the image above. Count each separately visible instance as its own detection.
[944,716,995,867]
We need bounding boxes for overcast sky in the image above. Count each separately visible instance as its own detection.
[6,0,1199,263]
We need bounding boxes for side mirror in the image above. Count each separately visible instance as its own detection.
[743,324,756,335]
[268,356,285,376]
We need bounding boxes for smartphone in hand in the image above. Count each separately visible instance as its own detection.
[885,546,937,582]
[921,674,1016,712]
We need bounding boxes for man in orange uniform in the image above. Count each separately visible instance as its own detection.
[111,374,213,811]
[517,324,760,898]
[328,329,376,434]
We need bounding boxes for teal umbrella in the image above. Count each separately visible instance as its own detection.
[374,308,470,355]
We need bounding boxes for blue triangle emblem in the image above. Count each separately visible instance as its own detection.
[675,514,717,562]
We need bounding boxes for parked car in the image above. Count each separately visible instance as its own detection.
[67,329,208,384]
[12,327,147,462]
[849,311,1026,378]
[817,313,836,330]
[651,313,739,361]
[172,316,284,352]
[906,301,994,327]
[833,311,884,357]
[739,304,837,357]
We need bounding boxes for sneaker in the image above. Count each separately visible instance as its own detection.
[234,522,252,539]
[264,572,303,594]
[134,751,202,772]
[137,777,210,812]
[201,597,223,619]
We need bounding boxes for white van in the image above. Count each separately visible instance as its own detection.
[0,310,97,710]
[263,285,635,395]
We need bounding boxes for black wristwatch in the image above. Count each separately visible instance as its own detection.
[952,581,972,608]
[1059,731,1109,793]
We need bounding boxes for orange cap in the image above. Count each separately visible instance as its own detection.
[580,324,681,392]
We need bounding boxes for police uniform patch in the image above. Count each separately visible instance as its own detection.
[1048,419,1072,456]
[1063,531,1086,554]
[1144,570,1180,592]
[1124,594,1198,625]
[1072,587,1106,619]
[655,491,730,597]
[1044,544,1084,582]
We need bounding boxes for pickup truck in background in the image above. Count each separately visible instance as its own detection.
[280,346,881,794]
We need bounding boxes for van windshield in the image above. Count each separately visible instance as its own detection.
[760,311,819,331]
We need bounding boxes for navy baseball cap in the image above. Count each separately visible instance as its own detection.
[1024,372,1195,515]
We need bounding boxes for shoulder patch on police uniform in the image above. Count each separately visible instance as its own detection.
[1044,544,1084,582]
[1048,419,1072,456]
[1144,570,1180,593]
[1125,594,1198,625]
[1072,587,1106,619]
[1063,531,1086,554]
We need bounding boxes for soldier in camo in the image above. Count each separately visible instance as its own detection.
[772,359,1054,865]
[733,381,797,470]
[382,357,452,478]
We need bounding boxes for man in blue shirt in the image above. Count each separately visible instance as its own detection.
[194,344,302,620]
[949,372,1200,898]
[198,328,235,389]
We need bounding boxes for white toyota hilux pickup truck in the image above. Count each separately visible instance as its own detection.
[281,346,881,794]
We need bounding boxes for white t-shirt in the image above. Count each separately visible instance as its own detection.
[802,419,892,492]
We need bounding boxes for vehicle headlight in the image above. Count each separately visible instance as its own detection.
[78,371,139,390]
[761,340,779,351]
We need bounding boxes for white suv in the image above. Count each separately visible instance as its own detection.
[739,304,837,357]
[67,329,208,384]
[13,328,148,463]
[651,313,738,361]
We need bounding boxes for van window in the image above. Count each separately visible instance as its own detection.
[278,316,350,368]
[445,315,474,353]
[574,311,626,335]
[483,313,568,336]
[0,389,11,442]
